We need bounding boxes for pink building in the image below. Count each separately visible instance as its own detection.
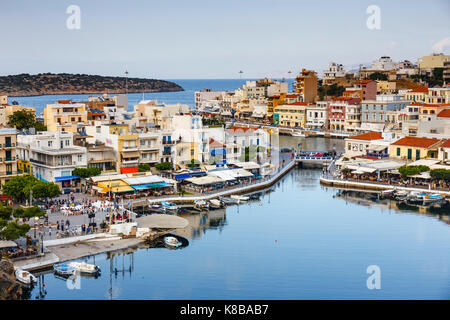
[328,97,360,131]
[355,80,377,101]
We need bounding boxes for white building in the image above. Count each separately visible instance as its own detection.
[17,131,87,188]
[306,102,328,128]
[322,62,345,83]
[195,89,227,109]
[369,56,396,71]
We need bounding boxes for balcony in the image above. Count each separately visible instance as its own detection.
[122,158,139,164]
[162,140,175,145]
[2,143,15,149]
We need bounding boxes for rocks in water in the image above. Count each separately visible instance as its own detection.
[0,260,22,300]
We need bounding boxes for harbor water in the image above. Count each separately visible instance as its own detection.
[25,137,450,300]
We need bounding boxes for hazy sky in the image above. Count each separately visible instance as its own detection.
[0,0,449,79]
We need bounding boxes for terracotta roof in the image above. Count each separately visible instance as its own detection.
[409,86,428,93]
[391,136,441,148]
[227,126,256,134]
[437,109,450,118]
[356,80,375,84]
[348,132,383,141]
[286,94,299,98]
[441,140,450,148]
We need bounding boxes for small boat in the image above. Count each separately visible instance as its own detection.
[249,192,262,200]
[68,262,100,275]
[423,193,444,204]
[149,204,165,213]
[53,263,75,277]
[193,200,209,211]
[15,269,37,286]
[230,195,249,202]
[219,196,239,205]
[291,131,305,137]
[161,201,179,213]
[164,236,182,248]
[209,199,223,209]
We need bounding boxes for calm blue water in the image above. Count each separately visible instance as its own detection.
[26,137,450,300]
[9,78,295,116]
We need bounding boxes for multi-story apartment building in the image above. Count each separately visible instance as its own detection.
[327,97,360,131]
[43,100,88,133]
[405,87,428,103]
[425,87,450,104]
[322,62,345,85]
[274,102,310,128]
[361,99,410,131]
[417,53,450,71]
[17,131,87,188]
[195,89,227,109]
[86,123,162,173]
[306,102,328,128]
[294,69,318,103]
[133,100,190,128]
[0,128,20,186]
[0,97,36,127]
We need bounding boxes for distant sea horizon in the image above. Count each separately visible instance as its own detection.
[8,78,296,116]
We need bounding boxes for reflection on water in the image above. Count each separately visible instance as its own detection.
[334,189,450,225]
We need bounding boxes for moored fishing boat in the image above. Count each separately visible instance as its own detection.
[149,204,165,213]
[164,236,182,248]
[193,200,209,211]
[15,269,37,286]
[219,196,239,205]
[231,195,249,203]
[68,261,100,275]
[209,199,223,209]
[53,263,75,277]
[161,201,179,213]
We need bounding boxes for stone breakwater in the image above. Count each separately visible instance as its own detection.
[0,260,22,300]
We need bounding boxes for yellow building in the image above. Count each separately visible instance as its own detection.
[267,93,286,124]
[389,136,443,161]
[376,80,396,94]
[405,87,428,103]
[417,53,450,69]
[0,128,21,186]
[43,100,88,133]
[294,69,318,103]
[419,104,450,119]
[425,87,450,104]
[274,102,310,127]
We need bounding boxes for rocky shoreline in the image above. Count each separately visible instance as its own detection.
[0,73,184,97]
[0,260,22,300]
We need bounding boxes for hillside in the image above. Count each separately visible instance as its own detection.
[0,73,184,97]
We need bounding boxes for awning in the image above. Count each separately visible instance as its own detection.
[209,170,237,181]
[121,151,140,158]
[55,175,80,182]
[367,145,388,152]
[174,173,190,180]
[124,175,164,185]
[121,167,139,174]
[0,240,18,249]
[231,168,254,177]
[189,171,207,177]
[102,185,134,193]
[185,176,224,185]
[98,180,128,188]
[132,182,171,190]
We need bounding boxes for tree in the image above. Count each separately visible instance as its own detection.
[8,110,46,131]
[138,163,151,172]
[430,169,450,180]
[398,165,430,177]
[0,221,30,241]
[155,162,172,171]
[73,167,101,178]
[369,72,388,81]
[2,175,38,202]
[7,110,35,129]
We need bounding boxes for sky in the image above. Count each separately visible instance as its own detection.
[0,0,449,79]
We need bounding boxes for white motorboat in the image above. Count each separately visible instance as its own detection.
[164,236,182,248]
[209,199,223,209]
[230,195,249,202]
[68,261,100,274]
[291,131,305,137]
[15,269,37,286]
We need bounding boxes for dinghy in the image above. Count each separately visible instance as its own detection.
[53,263,75,277]
[164,236,182,248]
[68,261,100,275]
[15,269,37,286]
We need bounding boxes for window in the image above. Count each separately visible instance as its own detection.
[65,140,69,146]
[48,141,52,147]
[397,148,400,156]
[78,155,82,162]
[416,149,420,160]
